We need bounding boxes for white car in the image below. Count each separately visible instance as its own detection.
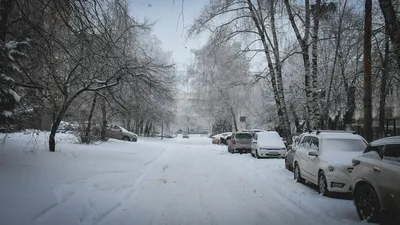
[293,131,367,196]
[211,132,232,144]
[350,136,400,223]
[251,131,286,158]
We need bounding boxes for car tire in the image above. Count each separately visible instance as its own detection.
[122,136,130,141]
[318,172,330,196]
[294,163,305,183]
[132,138,137,142]
[354,184,381,223]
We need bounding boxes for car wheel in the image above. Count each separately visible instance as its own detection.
[294,163,305,183]
[318,172,330,196]
[354,184,381,223]
[132,138,137,142]
[122,136,130,141]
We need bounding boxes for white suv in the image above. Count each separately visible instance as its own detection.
[293,131,367,196]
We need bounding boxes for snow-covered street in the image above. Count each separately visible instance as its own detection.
[1,134,363,225]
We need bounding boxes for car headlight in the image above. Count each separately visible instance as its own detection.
[328,165,334,172]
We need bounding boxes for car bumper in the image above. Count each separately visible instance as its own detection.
[258,149,286,158]
[232,148,251,153]
[325,173,352,193]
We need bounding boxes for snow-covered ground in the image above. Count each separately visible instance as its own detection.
[0,133,365,225]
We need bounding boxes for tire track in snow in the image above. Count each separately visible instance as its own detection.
[92,147,169,225]
[32,147,168,225]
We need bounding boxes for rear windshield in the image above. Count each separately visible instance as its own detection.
[235,133,253,139]
[322,139,366,152]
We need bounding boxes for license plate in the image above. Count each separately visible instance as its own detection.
[270,152,279,155]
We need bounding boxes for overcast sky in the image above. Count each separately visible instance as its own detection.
[128,0,209,70]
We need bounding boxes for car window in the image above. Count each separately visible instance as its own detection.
[310,137,319,151]
[302,136,312,149]
[235,133,252,139]
[364,145,383,155]
[322,139,366,152]
[383,144,400,161]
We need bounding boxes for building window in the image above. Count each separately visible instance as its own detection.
[239,116,246,123]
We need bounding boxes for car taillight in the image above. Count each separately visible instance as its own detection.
[232,139,236,144]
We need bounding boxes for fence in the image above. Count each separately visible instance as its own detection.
[353,117,400,139]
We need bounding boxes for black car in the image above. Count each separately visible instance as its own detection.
[183,133,189,138]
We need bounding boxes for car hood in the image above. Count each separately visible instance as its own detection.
[128,132,138,138]
[320,151,363,166]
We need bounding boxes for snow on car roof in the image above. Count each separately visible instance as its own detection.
[371,136,400,146]
[318,132,363,140]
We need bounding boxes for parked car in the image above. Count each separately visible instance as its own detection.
[220,132,232,145]
[107,125,138,142]
[211,132,231,144]
[351,136,400,223]
[183,133,189,138]
[285,134,305,171]
[251,131,286,158]
[228,132,253,154]
[163,133,175,138]
[293,130,367,196]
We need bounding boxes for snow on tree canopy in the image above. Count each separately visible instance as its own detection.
[8,89,21,102]
[2,110,13,117]
[0,74,15,83]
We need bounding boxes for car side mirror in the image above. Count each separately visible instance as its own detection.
[119,129,122,132]
[308,150,318,157]
[252,141,257,144]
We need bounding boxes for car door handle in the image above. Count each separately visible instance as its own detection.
[373,167,381,173]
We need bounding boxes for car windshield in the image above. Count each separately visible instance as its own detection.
[117,126,129,133]
[322,139,366,152]
[235,133,252,139]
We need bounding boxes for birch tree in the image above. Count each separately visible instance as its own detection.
[189,0,292,143]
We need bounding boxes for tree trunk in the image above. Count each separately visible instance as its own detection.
[49,113,63,152]
[325,0,348,129]
[0,0,14,41]
[379,27,390,137]
[269,0,292,144]
[378,0,400,69]
[100,98,107,141]
[290,103,301,134]
[343,85,356,127]
[247,0,288,142]
[311,0,321,128]
[161,122,164,140]
[230,106,238,132]
[284,0,313,131]
[363,0,373,141]
[84,94,98,142]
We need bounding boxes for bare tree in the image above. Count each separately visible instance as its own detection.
[378,0,400,69]
[364,0,373,141]
[189,0,292,143]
